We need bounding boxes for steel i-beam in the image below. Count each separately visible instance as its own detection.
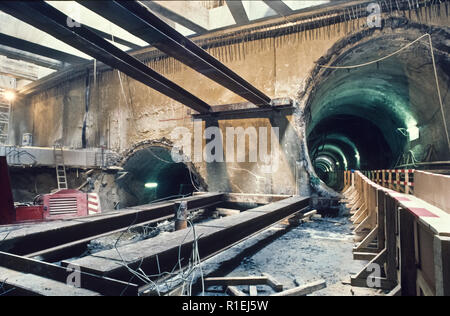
[0,1,211,113]
[79,1,272,107]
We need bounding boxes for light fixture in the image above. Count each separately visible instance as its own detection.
[3,90,15,102]
[407,124,420,141]
[145,182,158,189]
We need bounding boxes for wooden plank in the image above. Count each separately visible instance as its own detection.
[205,276,268,286]
[353,252,377,261]
[0,267,99,296]
[434,236,450,296]
[224,193,290,204]
[262,273,283,291]
[385,195,398,283]
[271,280,326,296]
[226,286,246,296]
[354,226,378,251]
[63,197,310,282]
[377,190,386,252]
[302,210,317,220]
[399,208,417,296]
[414,171,450,214]
[26,215,174,261]
[216,208,241,217]
[351,276,395,290]
[416,269,435,296]
[387,284,402,296]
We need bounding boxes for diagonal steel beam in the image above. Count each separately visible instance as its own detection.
[0,1,211,113]
[80,1,271,107]
[263,0,293,17]
[226,0,250,24]
[0,45,64,70]
[0,32,87,65]
[83,25,141,50]
[140,1,208,34]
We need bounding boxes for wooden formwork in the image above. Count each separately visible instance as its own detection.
[343,170,450,296]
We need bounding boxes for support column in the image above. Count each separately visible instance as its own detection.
[434,236,450,296]
[399,208,417,296]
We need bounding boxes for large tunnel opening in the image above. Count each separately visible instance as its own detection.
[304,26,450,192]
[116,146,199,208]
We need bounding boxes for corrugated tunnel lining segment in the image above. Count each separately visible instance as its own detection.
[61,196,310,282]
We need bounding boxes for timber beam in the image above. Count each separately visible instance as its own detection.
[0,252,138,296]
[61,196,310,283]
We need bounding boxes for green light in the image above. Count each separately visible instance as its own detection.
[145,182,158,189]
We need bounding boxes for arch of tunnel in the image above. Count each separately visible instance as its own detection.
[303,26,450,190]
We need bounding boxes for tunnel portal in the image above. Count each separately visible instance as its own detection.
[118,146,199,207]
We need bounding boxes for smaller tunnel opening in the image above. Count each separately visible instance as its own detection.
[308,114,396,191]
[117,146,199,208]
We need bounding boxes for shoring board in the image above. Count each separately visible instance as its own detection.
[0,267,99,296]
[62,196,309,282]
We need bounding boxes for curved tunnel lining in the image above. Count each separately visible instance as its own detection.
[118,146,200,207]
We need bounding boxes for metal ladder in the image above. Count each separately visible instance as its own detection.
[53,144,68,190]
[0,89,11,145]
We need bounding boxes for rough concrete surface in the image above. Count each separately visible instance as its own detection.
[221,218,379,296]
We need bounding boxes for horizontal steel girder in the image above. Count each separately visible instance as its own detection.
[79,1,272,107]
[0,32,87,65]
[0,1,212,113]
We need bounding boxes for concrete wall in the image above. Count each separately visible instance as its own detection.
[9,7,450,197]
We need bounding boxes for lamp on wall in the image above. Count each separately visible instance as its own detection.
[407,124,420,141]
[3,90,15,102]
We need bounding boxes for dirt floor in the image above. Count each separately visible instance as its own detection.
[202,216,380,296]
